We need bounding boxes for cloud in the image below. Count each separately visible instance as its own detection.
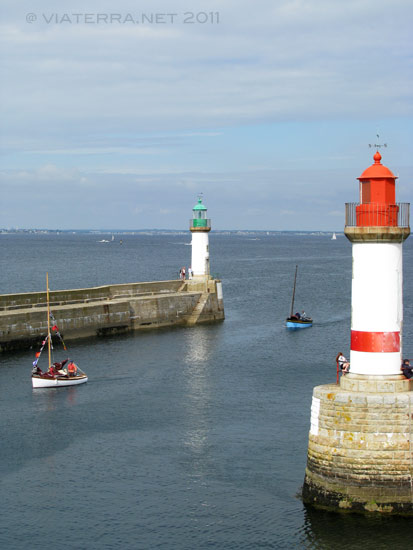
[1,164,82,185]
[29,147,164,156]
[0,0,412,230]
[2,0,412,136]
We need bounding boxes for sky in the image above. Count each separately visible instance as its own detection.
[1,0,412,231]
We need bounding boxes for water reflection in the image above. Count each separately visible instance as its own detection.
[31,385,79,412]
[182,328,213,460]
[25,387,81,474]
[302,505,413,550]
[184,326,214,365]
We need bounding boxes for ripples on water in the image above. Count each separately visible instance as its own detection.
[0,234,412,549]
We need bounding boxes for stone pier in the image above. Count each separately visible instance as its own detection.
[0,278,224,352]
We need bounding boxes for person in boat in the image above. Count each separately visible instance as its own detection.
[48,365,58,376]
[301,310,307,320]
[32,365,43,375]
[401,359,413,379]
[67,360,78,377]
[48,359,68,376]
[52,359,68,373]
[336,352,350,374]
[293,311,301,320]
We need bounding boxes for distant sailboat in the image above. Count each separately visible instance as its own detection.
[331,232,337,240]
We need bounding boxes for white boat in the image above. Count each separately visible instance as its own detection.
[331,232,337,240]
[31,273,88,389]
[32,372,88,388]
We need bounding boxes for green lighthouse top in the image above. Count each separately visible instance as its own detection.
[190,196,211,231]
[192,197,207,212]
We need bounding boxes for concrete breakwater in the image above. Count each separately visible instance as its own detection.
[0,279,224,352]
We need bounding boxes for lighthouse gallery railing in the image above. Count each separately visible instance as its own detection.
[345,203,410,228]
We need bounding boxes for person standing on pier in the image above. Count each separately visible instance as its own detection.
[401,359,412,379]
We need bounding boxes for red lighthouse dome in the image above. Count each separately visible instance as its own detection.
[358,151,396,181]
[356,151,398,226]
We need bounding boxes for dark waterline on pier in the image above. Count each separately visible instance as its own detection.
[0,233,412,549]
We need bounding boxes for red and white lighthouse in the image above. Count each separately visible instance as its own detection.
[344,151,410,376]
[303,153,411,515]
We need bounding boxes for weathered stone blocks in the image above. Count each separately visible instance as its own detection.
[303,381,413,514]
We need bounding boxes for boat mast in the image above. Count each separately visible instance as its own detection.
[46,272,51,371]
[290,265,298,318]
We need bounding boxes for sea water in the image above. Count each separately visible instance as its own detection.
[0,233,412,549]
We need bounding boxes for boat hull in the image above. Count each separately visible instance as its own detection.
[286,319,313,329]
[32,374,88,388]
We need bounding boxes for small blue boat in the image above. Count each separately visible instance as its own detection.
[286,265,312,329]
[286,317,313,329]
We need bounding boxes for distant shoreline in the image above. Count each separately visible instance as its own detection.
[0,229,342,236]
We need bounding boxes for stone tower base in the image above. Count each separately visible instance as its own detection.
[302,374,413,515]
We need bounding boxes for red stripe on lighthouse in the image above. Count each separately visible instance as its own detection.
[351,331,400,353]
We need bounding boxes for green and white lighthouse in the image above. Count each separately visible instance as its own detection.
[190,196,211,279]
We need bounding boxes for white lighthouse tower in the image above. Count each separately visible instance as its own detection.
[345,150,410,376]
[190,196,211,279]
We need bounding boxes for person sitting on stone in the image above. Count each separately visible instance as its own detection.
[401,359,413,379]
[336,352,350,374]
